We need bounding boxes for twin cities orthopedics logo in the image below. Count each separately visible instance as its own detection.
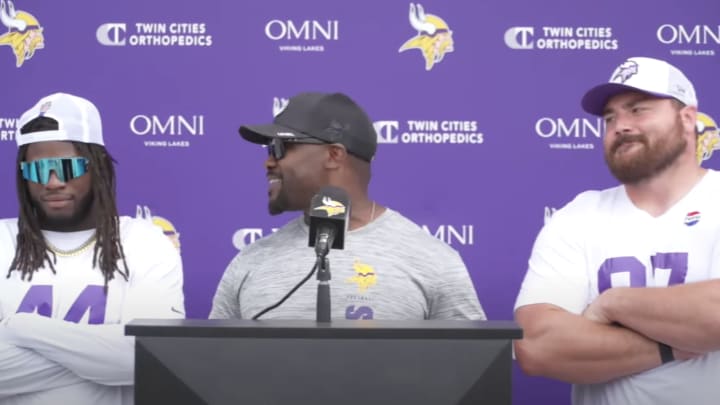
[0,0,43,67]
[505,25,618,51]
[130,114,205,148]
[535,116,603,150]
[374,119,483,145]
[270,97,484,146]
[0,116,17,142]
[264,18,339,52]
[97,22,212,47]
[657,24,719,57]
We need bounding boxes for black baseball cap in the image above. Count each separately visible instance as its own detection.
[239,92,377,162]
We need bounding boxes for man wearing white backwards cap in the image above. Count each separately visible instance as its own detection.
[514,57,720,405]
[0,93,185,404]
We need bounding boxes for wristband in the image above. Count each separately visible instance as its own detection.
[659,342,674,364]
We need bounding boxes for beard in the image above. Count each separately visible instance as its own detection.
[33,191,95,230]
[268,190,289,215]
[605,118,687,185]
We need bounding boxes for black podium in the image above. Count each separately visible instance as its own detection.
[126,319,522,405]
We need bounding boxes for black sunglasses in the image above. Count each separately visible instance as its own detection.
[267,137,328,160]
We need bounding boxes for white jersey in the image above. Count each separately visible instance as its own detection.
[0,216,185,405]
[515,169,720,405]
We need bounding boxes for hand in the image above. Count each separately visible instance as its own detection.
[672,346,704,361]
[582,292,612,324]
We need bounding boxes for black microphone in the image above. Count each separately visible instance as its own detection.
[308,186,349,323]
[308,186,350,258]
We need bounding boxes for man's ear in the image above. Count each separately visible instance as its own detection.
[681,105,698,136]
[325,144,348,169]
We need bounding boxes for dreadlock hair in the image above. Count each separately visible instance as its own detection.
[8,116,129,291]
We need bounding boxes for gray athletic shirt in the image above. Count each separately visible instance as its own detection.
[210,208,486,320]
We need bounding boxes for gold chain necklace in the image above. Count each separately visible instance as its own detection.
[46,233,97,257]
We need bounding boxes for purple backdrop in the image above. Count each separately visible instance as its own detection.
[1,0,719,403]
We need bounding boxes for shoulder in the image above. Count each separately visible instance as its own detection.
[0,218,18,239]
[379,209,461,258]
[223,217,304,270]
[0,218,17,261]
[241,217,305,256]
[702,169,720,192]
[118,216,177,256]
[548,186,623,227]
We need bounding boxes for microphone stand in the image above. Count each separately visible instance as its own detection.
[315,229,334,323]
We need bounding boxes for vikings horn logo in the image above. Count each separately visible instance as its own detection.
[398,3,454,71]
[0,0,44,67]
[611,60,638,84]
[136,205,182,253]
[313,196,346,217]
[273,97,289,118]
[696,112,720,164]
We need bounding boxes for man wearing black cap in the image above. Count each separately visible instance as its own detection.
[210,92,485,321]
[514,57,720,405]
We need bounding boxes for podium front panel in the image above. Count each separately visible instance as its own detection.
[135,336,513,404]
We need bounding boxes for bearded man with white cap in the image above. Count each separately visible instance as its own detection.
[514,57,720,405]
[0,93,185,404]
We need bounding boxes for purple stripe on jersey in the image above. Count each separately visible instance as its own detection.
[64,285,107,324]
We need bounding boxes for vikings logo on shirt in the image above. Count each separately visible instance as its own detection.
[313,197,346,217]
[610,60,639,83]
[0,0,44,68]
[347,260,377,292]
[398,3,454,71]
[696,112,719,163]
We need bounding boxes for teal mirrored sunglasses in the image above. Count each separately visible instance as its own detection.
[20,157,89,185]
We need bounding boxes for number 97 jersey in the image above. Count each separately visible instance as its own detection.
[515,169,720,405]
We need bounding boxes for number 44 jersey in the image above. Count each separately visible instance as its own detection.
[0,216,185,405]
[515,169,720,405]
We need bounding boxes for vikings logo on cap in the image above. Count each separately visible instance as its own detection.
[313,196,346,217]
[272,97,289,118]
[611,60,639,84]
[398,3,454,71]
[38,100,51,115]
[696,112,719,164]
[0,0,44,68]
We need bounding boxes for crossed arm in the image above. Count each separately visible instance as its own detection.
[0,337,84,398]
[583,279,720,353]
[515,279,720,384]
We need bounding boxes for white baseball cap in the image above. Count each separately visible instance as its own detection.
[581,56,698,116]
[16,92,104,147]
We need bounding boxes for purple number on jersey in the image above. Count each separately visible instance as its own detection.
[64,285,107,324]
[651,252,688,287]
[16,285,52,317]
[598,252,689,293]
[15,285,107,324]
